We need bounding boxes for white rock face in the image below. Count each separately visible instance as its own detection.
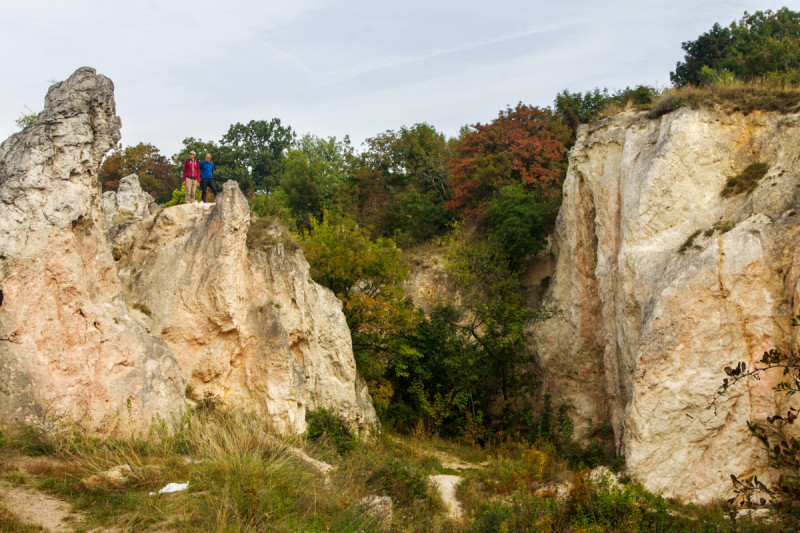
[528,108,800,502]
[0,68,185,432]
[0,67,376,437]
[101,174,158,224]
[110,180,377,434]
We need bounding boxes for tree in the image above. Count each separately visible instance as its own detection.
[173,138,250,194]
[554,86,659,135]
[712,316,800,527]
[439,224,556,433]
[279,135,351,227]
[445,104,570,219]
[221,119,295,192]
[671,8,800,86]
[100,143,177,203]
[299,211,417,413]
[486,185,554,270]
[349,124,453,245]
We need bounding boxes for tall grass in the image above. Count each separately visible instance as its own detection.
[1,410,788,531]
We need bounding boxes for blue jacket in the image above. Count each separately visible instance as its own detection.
[199,160,215,180]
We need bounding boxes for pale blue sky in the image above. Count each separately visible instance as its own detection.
[0,1,792,156]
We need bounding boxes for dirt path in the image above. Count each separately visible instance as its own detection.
[0,479,79,532]
[430,474,464,520]
[428,449,485,521]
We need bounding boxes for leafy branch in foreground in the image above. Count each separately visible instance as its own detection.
[711,315,800,526]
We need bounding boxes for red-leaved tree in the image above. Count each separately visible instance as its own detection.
[445,104,570,219]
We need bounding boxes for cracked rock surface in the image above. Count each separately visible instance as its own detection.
[0,67,185,432]
[528,108,800,502]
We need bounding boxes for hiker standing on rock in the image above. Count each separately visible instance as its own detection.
[198,152,219,203]
[182,151,201,203]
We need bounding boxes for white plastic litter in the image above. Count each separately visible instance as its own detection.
[149,481,189,495]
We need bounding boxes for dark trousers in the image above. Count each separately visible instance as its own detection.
[200,178,218,202]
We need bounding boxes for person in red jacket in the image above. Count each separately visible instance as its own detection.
[182,151,200,203]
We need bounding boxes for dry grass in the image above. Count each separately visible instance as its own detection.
[246,216,300,252]
[0,501,47,533]
[0,410,449,532]
[0,411,786,532]
[647,82,800,119]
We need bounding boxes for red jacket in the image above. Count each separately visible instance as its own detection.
[182,159,200,182]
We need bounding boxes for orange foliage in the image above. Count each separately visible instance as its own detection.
[445,104,570,219]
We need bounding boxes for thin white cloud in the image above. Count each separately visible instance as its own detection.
[0,0,793,156]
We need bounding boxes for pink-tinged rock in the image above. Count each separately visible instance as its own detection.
[528,108,800,502]
[108,179,377,434]
[0,68,185,432]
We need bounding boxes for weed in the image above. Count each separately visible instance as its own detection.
[369,457,431,506]
[6,472,26,486]
[131,302,152,317]
[679,230,702,254]
[722,162,770,197]
[647,83,800,120]
[705,220,737,237]
[647,94,688,119]
[246,217,299,252]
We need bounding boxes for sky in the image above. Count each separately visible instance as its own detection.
[0,1,793,157]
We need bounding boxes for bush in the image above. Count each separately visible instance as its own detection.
[369,457,430,506]
[305,409,358,455]
[721,161,770,197]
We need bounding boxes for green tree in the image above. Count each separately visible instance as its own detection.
[671,8,800,86]
[249,189,296,231]
[486,185,554,270]
[299,211,416,413]
[221,119,295,192]
[349,124,452,244]
[100,143,178,203]
[279,135,351,227]
[554,86,658,135]
[441,225,550,431]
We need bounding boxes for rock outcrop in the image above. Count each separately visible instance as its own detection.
[0,68,185,431]
[0,67,376,435]
[101,174,158,224]
[528,107,800,502]
[108,180,377,433]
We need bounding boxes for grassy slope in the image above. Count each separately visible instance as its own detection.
[0,410,786,532]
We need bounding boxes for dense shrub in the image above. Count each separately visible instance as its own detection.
[369,457,430,506]
[305,408,358,455]
[486,185,554,269]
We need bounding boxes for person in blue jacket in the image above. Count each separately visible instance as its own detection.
[198,152,219,202]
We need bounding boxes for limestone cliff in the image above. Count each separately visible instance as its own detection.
[528,107,800,502]
[0,68,185,431]
[108,180,377,433]
[0,67,376,435]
